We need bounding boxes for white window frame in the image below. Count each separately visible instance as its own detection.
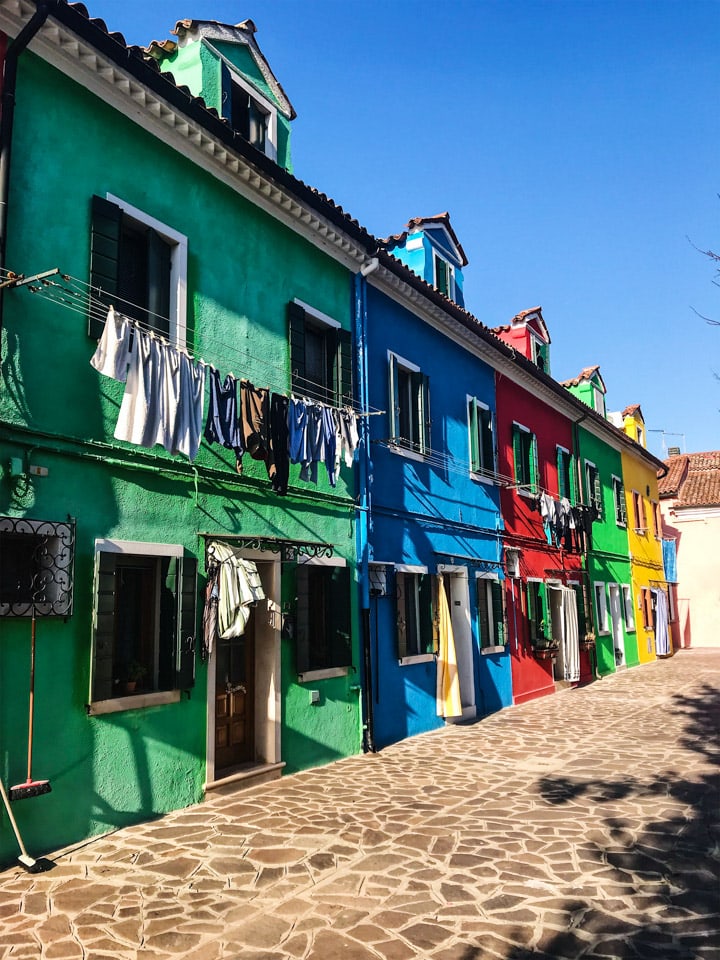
[89,539,185,715]
[594,581,609,634]
[433,251,455,299]
[529,332,547,371]
[585,459,602,517]
[387,351,428,461]
[229,70,278,161]
[621,584,635,631]
[292,298,341,330]
[592,384,606,416]
[612,475,626,527]
[106,193,188,348]
[467,395,496,483]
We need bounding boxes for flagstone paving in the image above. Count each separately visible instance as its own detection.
[1,649,719,959]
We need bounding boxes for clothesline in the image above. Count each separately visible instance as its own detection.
[16,269,384,417]
[90,307,361,494]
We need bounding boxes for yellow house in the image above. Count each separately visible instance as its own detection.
[610,405,670,663]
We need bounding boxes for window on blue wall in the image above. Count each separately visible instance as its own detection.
[388,353,430,455]
[433,253,455,299]
[556,446,575,502]
[512,422,538,493]
[468,398,495,478]
[396,571,434,660]
[476,576,506,648]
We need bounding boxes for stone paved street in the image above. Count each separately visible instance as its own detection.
[1,649,719,960]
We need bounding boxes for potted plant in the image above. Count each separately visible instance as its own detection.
[125,660,147,693]
[580,631,596,651]
[532,623,559,660]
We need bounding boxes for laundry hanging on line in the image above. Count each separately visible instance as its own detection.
[90,308,360,486]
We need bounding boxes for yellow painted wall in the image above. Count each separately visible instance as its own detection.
[620,429,666,663]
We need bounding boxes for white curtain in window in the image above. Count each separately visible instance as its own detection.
[654,589,670,656]
[562,586,580,682]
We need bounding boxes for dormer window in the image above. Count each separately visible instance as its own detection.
[592,385,606,416]
[529,334,549,373]
[229,73,277,161]
[433,253,454,299]
[636,424,644,447]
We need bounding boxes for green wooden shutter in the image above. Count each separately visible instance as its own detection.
[491,579,505,645]
[421,374,431,453]
[89,195,122,339]
[337,328,353,406]
[593,468,602,517]
[468,399,479,472]
[557,448,567,499]
[477,579,489,646]
[512,425,522,485]
[389,354,399,440]
[176,556,197,690]
[90,551,118,702]
[418,574,433,654]
[481,407,494,475]
[288,302,306,394]
[526,582,538,641]
[396,571,407,658]
[529,433,539,492]
[569,454,577,504]
[147,228,171,338]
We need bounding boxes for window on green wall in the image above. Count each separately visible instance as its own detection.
[513,423,538,493]
[613,476,627,526]
[468,398,495,478]
[556,446,575,501]
[622,584,635,630]
[476,576,506,648]
[288,300,352,406]
[593,582,609,633]
[89,540,197,705]
[585,461,602,517]
[89,195,187,344]
[295,563,351,674]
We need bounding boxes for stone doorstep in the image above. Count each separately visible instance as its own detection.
[204,762,286,797]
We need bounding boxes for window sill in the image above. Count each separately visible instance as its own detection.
[470,471,496,486]
[481,645,507,655]
[387,442,426,464]
[87,689,181,715]
[398,653,435,666]
[297,666,349,683]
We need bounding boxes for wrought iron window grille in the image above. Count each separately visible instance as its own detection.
[0,516,75,617]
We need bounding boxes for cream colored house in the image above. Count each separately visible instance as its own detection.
[659,452,720,649]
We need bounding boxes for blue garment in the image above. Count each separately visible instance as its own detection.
[322,405,337,486]
[204,369,243,457]
[662,538,678,583]
[288,398,308,466]
[300,403,324,484]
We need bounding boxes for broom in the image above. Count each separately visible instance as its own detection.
[0,775,52,872]
[10,615,51,801]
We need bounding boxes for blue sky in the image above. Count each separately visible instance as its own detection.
[88,0,718,457]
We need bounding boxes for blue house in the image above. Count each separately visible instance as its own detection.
[359,215,512,749]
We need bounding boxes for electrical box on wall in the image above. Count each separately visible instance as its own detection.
[369,564,388,597]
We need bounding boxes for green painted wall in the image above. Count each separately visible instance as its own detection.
[575,426,636,674]
[0,52,358,865]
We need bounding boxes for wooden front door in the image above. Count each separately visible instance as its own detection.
[215,607,255,771]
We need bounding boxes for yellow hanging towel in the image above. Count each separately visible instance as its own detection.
[436,574,463,718]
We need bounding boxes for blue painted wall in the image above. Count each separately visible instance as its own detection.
[365,284,511,748]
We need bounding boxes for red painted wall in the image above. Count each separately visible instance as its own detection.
[495,371,586,703]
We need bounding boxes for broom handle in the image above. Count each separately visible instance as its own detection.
[26,616,36,784]
[0,776,30,859]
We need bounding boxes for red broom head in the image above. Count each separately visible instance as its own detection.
[8,780,51,801]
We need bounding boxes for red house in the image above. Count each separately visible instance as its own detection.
[493,309,590,704]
